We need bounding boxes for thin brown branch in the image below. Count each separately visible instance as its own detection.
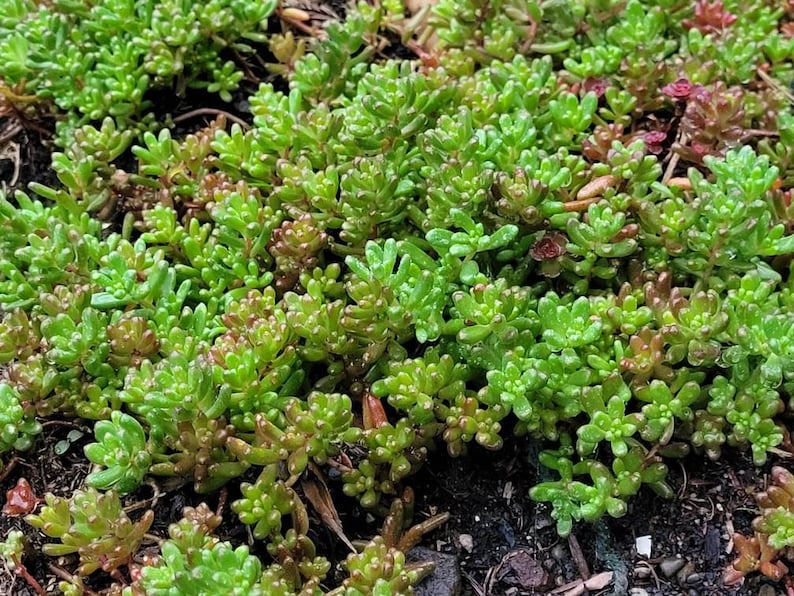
[47,563,99,596]
[662,132,685,184]
[40,419,92,433]
[142,532,164,545]
[172,108,250,130]
[0,457,19,484]
[124,479,163,514]
[12,557,45,596]
[757,67,794,104]
[738,128,780,143]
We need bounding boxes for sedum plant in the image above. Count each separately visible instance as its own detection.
[123,503,274,596]
[3,0,794,592]
[724,466,794,585]
[84,410,152,494]
[0,383,42,452]
[0,0,279,145]
[25,488,154,576]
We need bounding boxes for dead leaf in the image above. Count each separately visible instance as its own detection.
[302,464,356,552]
[584,571,614,589]
[496,550,549,589]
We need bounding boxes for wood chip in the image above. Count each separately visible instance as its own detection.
[584,571,614,589]
[548,571,614,595]
[567,533,591,580]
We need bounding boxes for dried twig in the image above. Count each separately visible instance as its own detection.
[172,107,249,130]
[567,533,591,581]
[662,133,684,184]
[48,564,100,596]
[757,67,794,104]
[0,457,19,485]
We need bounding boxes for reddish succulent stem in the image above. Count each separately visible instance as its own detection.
[48,564,100,596]
[666,177,692,190]
[737,129,779,142]
[13,556,46,596]
[405,40,439,68]
[576,175,619,200]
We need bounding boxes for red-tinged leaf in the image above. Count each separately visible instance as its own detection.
[760,560,788,581]
[362,391,388,430]
[3,478,39,516]
[721,564,746,586]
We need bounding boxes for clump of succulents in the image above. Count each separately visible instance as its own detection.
[3,0,794,592]
[0,0,279,145]
[25,488,154,577]
[723,466,794,585]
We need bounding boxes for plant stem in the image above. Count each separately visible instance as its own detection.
[172,108,250,130]
[13,556,46,596]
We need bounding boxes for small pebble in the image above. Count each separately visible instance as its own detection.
[659,556,686,578]
[458,534,474,553]
[685,572,703,585]
[534,514,554,530]
[551,544,567,562]
[629,589,649,596]
[409,547,461,596]
[676,561,695,585]
[758,585,777,596]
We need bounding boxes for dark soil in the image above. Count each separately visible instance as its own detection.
[410,436,783,596]
[0,422,93,595]
[0,420,788,595]
[0,125,58,195]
